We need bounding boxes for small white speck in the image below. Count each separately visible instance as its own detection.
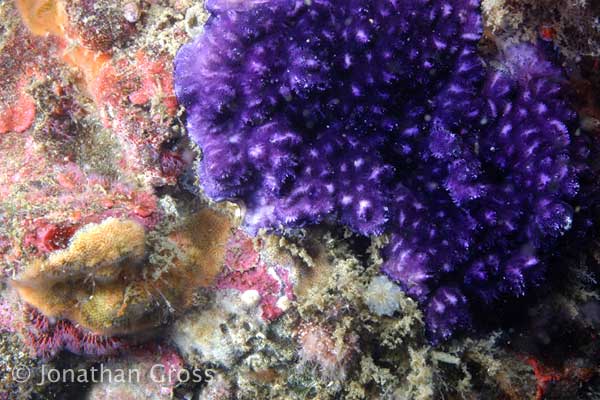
[276,296,291,312]
[240,290,261,308]
[123,2,141,23]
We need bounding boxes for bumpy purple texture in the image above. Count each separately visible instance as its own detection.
[174,0,589,341]
[383,44,586,342]
[175,0,482,235]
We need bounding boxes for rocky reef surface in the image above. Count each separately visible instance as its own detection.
[1,0,600,399]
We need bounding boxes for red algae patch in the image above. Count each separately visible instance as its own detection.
[127,52,178,117]
[217,231,296,321]
[0,79,35,134]
[13,0,183,186]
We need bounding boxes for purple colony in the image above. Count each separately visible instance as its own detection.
[174,0,592,341]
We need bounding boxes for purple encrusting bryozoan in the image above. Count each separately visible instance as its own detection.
[382,43,588,341]
[174,0,591,342]
[175,0,483,235]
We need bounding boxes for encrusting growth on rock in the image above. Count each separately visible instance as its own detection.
[13,209,233,336]
[174,0,599,342]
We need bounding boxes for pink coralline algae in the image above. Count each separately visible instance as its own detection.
[0,134,160,280]
[9,0,186,186]
[90,52,184,186]
[0,298,17,334]
[0,76,36,134]
[223,231,261,272]
[0,8,58,136]
[217,232,294,321]
[127,53,179,114]
[5,159,158,262]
